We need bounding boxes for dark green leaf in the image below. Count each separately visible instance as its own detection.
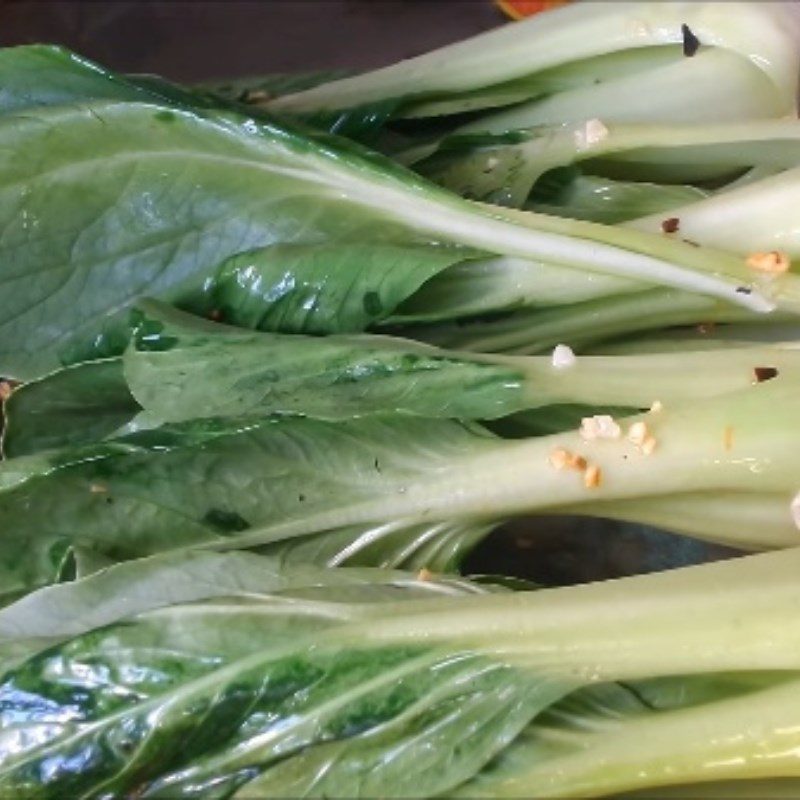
[2,360,138,458]
[0,414,499,598]
[123,300,527,425]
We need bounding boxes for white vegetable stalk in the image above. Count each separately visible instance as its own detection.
[217,379,800,553]
[628,166,800,256]
[268,3,800,122]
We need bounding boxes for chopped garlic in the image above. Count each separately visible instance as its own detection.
[417,568,434,582]
[566,453,588,471]
[627,421,649,447]
[574,118,609,150]
[551,344,576,370]
[549,448,570,470]
[580,415,621,441]
[641,436,657,456]
[550,448,588,472]
[89,483,108,494]
[792,493,800,531]
[649,400,663,414]
[584,464,602,489]
[0,381,12,402]
[723,426,734,452]
[746,251,790,275]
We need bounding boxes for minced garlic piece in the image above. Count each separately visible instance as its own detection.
[566,453,588,471]
[584,464,602,489]
[723,426,734,452]
[627,421,649,447]
[89,483,108,494]
[580,415,621,441]
[550,448,588,472]
[574,118,609,150]
[641,436,657,456]
[746,251,790,275]
[791,493,800,531]
[417,568,434,582]
[0,381,13,402]
[549,448,571,470]
[649,400,663,414]
[551,344,576,370]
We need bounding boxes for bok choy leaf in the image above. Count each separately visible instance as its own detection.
[3,550,800,797]
[0,45,788,380]
[0,376,797,598]
[5,300,798,455]
[268,2,800,138]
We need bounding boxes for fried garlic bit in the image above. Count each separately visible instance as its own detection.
[723,426,735,452]
[627,421,657,455]
[549,448,570,470]
[574,118,609,150]
[746,251,791,275]
[551,343,576,370]
[417,568,434,582]
[0,380,14,402]
[548,448,585,471]
[580,414,621,441]
[549,447,601,490]
[583,464,602,489]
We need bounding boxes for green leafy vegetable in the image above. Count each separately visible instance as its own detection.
[268,3,800,137]
[1,376,797,598]
[1,359,137,457]
[6,300,798,457]
[405,119,800,218]
[0,45,789,381]
[3,550,800,797]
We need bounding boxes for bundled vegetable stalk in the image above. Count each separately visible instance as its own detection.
[0,36,798,380]
[3,549,800,798]
[2,3,800,797]
[252,2,800,354]
[1,303,798,602]
[264,2,800,140]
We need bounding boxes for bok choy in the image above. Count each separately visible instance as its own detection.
[4,300,798,454]
[0,44,791,380]
[3,549,800,797]
[266,2,800,140]
[403,119,800,221]
[0,370,797,600]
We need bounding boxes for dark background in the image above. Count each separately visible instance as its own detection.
[0,1,502,81]
[1,0,735,582]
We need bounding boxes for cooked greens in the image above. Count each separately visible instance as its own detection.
[267,3,800,138]
[2,2,800,796]
[2,551,800,797]
[0,44,791,381]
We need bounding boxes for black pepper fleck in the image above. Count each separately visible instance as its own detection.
[681,23,701,57]
[661,217,680,234]
[754,366,779,383]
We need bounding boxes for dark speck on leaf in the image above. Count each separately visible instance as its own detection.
[681,23,701,57]
[298,494,306,502]
[735,286,752,295]
[374,458,382,474]
[754,366,779,383]
[661,217,680,234]
[204,509,250,533]
[154,110,176,123]
[363,291,383,317]
[682,239,700,248]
